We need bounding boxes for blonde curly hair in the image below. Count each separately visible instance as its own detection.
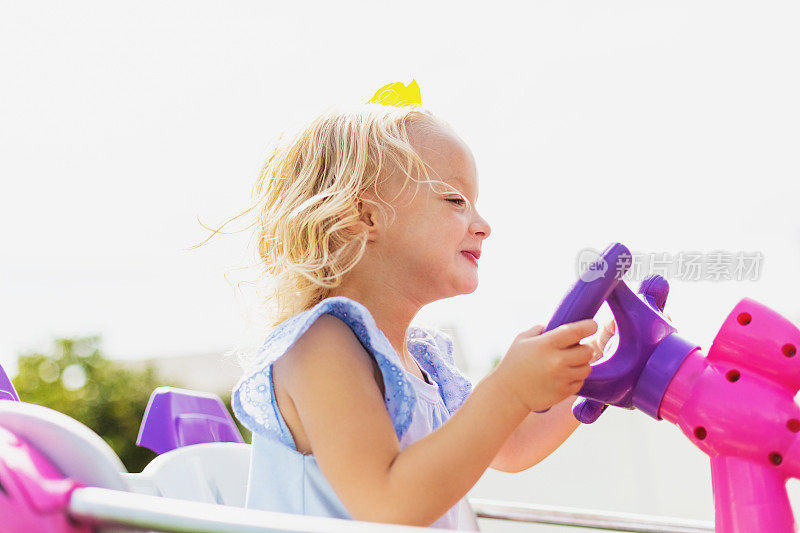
[194,103,468,332]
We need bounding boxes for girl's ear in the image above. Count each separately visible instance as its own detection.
[345,199,380,242]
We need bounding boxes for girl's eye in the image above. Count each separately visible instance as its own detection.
[446,197,466,206]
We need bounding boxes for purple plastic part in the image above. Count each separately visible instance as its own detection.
[532,243,632,414]
[136,387,244,455]
[638,275,669,312]
[544,243,631,334]
[572,399,608,422]
[632,332,699,419]
[0,364,20,402]
[0,426,88,532]
[544,242,700,423]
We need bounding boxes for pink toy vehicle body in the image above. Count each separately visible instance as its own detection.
[661,298,800,532]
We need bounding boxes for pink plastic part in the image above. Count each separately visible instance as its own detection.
[659,298,800,533]
[710,455,794,533]
[0,426,88,533]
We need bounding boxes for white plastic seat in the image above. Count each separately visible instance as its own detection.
[123,442,251,507]
[0,401,128,491]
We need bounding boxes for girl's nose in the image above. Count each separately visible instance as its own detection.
[472,213,491,239]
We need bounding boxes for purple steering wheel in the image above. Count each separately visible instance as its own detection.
[541,242,679,423]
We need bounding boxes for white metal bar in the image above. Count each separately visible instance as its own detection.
[68,487,432,533]
[470,498,714,533]
[68,487,717,533]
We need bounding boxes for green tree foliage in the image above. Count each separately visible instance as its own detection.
[13,335,171,473]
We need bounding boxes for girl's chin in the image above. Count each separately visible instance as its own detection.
[460,283,479,295]
[455,275,479,295]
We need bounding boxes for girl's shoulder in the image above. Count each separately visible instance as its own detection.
[230,296,472,448]
[231,296,414,447]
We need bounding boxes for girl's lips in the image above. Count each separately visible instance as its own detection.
[461,250,479,266]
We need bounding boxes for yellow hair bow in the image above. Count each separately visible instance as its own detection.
[366,79,422,107]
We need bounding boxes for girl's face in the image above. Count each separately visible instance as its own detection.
[370,124,491,302]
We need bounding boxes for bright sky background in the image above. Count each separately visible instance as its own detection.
[2,1,799,379]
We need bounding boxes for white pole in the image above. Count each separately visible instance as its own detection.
[68,487,715,533]
[68,487,432,533]
[471,499,714,533]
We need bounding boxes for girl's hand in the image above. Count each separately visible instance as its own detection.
[494,320,598,413]
[587,312,671,364]
[589,319,616,363]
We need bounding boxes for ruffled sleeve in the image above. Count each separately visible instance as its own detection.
[231,296,417,448]
[407,326,473,415]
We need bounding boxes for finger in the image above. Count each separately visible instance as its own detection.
[589,341,605,363]
[569,363,592,381]
[562,343,595,367]
[598,319,616,347]
[566,379,585,395]
[517,324,545,339]
[545,319,598,348]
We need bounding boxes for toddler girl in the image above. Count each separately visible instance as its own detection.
[231,82,613,529]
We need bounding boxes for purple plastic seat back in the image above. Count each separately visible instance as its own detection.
[0,364,20,402]
[136,387,243,455]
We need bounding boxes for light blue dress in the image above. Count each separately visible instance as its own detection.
[231,296,474,529]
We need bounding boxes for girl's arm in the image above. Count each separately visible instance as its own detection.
[489,394,580,472]
[489,319,616,473]
[274,314,596,527]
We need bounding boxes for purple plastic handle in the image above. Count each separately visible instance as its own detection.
[0,363,20,402]
[541,242,691,423]
[543,243,631,334]
[533,243,629,416]
[136,387,244,455]
[571,274,672,422]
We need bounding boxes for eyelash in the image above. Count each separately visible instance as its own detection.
[446,197,467,207]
